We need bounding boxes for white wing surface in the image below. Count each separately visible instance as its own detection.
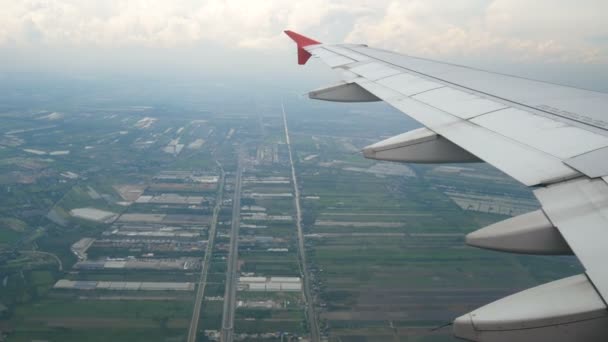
[285,30,608,342]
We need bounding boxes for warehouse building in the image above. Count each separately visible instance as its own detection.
[54,279,195,291]
[238,276,302,292]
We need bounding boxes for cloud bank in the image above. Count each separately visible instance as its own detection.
[0,0,606,65]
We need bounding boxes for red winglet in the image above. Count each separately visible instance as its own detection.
[284,30,321,65]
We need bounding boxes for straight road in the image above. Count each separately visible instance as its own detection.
[187,163,225,342]
[282,104,320,341]
[221,158,243,342]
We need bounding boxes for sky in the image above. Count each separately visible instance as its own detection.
[1,0,607,90]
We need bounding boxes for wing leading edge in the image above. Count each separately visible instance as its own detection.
[285,30,608,342]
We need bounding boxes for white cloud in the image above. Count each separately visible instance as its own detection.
[346,0,608,63]
[0,0,364,48]
[0,0,606,64]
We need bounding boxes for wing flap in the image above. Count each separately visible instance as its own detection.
[349,62,401,80]
[311,48,355,67]
[321,45,371,62]
[432,119,578,186]
[565,146,608,178]
[412,87,508,119]
[377,73,445,96]
[471,108,608,159]
[535,178,608,302]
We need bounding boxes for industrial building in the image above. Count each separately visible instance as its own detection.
[74,257,201,270]
[71,237,95,260]
[135,193,205,205]
[54,279,195,291]
[92,238,206,253]
[238,276,302,292]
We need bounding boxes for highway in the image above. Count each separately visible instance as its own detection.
[187,163,225,342]
[282,104,320,341]
[221,158,243,342]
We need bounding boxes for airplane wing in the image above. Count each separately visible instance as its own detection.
[285,30,608,342]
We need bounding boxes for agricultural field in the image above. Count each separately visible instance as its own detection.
[9,299,192,342]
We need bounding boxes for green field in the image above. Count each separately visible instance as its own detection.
[7,299,193,342]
